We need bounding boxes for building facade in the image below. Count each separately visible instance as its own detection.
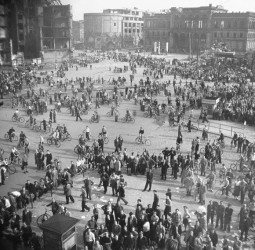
[143,12,172,52]
[84,8,144,50]
[40,4,73,62]
[170,5,227,53]
[212,12,255,52]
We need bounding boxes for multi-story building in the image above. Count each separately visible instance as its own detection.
[212,12,255,52]
[40,4,72,62]
[79,20,84,43]
[143,11,172,52]
[0,0,12,65]
[170,5,227,53]
[72,20,80,44]
[83,8,144,50]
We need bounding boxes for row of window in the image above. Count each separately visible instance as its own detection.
[124,28,141,33]
[145,31,171,37]
[124,22,142,27]
[124,17,142,21]
[214,32,244,39]
[214,20,246,29]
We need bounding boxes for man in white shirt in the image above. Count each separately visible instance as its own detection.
[85,126,90,140]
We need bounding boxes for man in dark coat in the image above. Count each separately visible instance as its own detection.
[143,169,153,192]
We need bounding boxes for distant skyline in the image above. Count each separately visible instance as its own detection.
[61,0,255,20]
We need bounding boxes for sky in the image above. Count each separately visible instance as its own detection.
[61,0,255,20]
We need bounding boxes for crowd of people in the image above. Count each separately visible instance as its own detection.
[0,49,255,250]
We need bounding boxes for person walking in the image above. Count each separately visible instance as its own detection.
[116,182,128,205]
[152,190,159,210]
[143,169,153,192]
[80,187,90,212]
[53,109,57,123]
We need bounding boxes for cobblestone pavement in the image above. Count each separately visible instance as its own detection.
[0,53,255,249]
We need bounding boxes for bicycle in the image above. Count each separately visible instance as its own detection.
[37,208,52,227]
[106,109,119,117]
[98,133,109,144]
[214,186,232,200]
[135,136,151,146]
[9,155,22,165]
[47,137,61,148]
[4,133,18,141]
[12,116,25,123]
[4,165,17,177]
[120,116,135,123]
[60,132,72,142]
[81,132,94,142]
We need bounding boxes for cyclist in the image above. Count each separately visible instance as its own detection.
[13,109,19,119]
[85,126,90,140]
[8,127,15,142]
[125,110,131,122]
[10,147,19,163]
[79,134,86,146]
[110,105,115,116]
[139,127,144,141]
[63,124,68,136]
[19,131,26,147]
[102,125,107,138]
[231,131,238,148]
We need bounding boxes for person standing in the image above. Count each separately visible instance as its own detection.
[161,159,169,180]
[164,194,171,220]
[64,183,75,204]
[240,215,251,241]
[215,201,225,230]
[83,228,95,250]
[53,109,57,123]
[143,169,153,192]
[152,190,159,210]
[80,187,90,212]
[224,203,233,232]
[84,176,93,200]
[207,200,215,225]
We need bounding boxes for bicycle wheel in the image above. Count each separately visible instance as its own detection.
[47,138,52,145]
[192,125,198,131]
[145,139,151,146]
[200,147,205,154]
[25,121,29,127]
[0,148,4,155]
[37,213,51,227]
[120,118,126,123]
[56,141,61,148]
[143,112,149,118]
[12,116,17,122]
[106,111,111,117]
[4,133,8,139]
[19,117,25,123]
[230,162,238,171]
[183,125,188,131]
[130,118,135,124]
[214,189,222,199]
[135,137,141,144]
[104,137,109,144]
[8,165,16,175]
[35,125,41,132]
[67,133,72,141]
[13,135,18,141]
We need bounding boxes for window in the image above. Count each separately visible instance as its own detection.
[129,29,131,33]
[124,29,127,33]
[129,23,131,27]
[130,17,133,21]
[240,32,243,38]
[18,14,23,20]
[19,33,24,41]
[124,23,127,27]
[233,32,236,38]
[114,23,116,26]
[198,20,203,29]
[133,23,136,27]
[220,20,224,29]
[227,32,229,38]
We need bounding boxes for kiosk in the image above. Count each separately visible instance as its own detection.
[202,97,220,115]
[39,214,79,250]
